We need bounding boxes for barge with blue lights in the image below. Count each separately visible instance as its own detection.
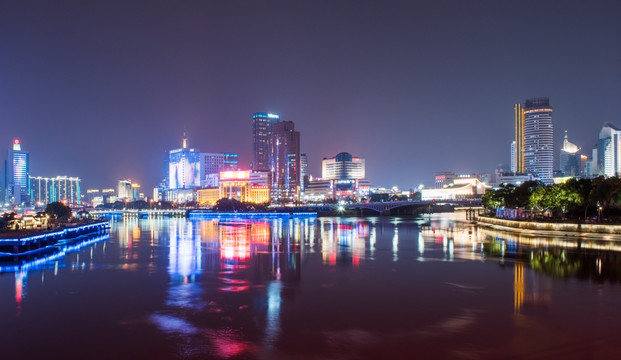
[0,221,109,256]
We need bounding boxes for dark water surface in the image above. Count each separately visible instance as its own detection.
[2,213,621,359]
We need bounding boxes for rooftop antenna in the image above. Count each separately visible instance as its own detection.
[182,130,188,149]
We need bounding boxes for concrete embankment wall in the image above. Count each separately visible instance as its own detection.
[477,216,621,235]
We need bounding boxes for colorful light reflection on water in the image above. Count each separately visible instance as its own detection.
[2,213,621,359]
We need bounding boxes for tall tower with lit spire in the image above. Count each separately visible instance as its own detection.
[559,130,581,177]
[168,133,200,190]
[5,139,30,204]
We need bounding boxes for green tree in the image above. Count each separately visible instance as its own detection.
[482,189,503,209]
[45,202,73,220]
[530,183,581,217]
[214,198,247,212]
[590,176,621,210]
[565,178,593,219]
[511,181,542,208]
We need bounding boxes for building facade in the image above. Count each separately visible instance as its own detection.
[117,179,133,200]
[200,152,239,187]
[321,152,365,180]
[270,121,300,201]
[597,122,621,177]
[421,178,489,201]
[300,153,308,192]
[252,112,278,171]
[30,176,81,207]
[559,130,581,177]
[523,98,554,184]
[514,103,525,174]
[434,172,458,189]
[5,139,30,205]
[169,135,200,190]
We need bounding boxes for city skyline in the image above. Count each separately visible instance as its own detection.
[1,1,619,190]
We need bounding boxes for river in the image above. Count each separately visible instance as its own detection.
[1,212,620,359]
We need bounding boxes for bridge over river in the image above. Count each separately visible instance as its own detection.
[343,199,482,215]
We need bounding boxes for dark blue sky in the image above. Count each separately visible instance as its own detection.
[1,0,620,190]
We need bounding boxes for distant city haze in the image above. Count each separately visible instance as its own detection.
[1,0,619,190]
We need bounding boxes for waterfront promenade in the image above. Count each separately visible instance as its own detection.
[477,215,621,238]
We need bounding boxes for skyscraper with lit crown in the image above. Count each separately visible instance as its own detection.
[270,121,300,201]
[522,98,554,184]
[5,139,30,205]
[559,130,581,177]
[168,133,200,190]
[252,112,278,171]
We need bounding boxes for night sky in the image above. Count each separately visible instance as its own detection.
[1,0,620,191]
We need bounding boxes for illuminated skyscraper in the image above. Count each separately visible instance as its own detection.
[5,139,30,204]
[200,152,238,188]
[596,122,621,177]
[168,134,200,190]
[117,179,133,200]
[252,113,278,171]
[30,176,81,207]
[321,152,365,180]
[300,153,308,192]
[559,130,581,177]
[523,98,553,184]
[510,141,517,173]
[270,121,300,200]
[514,103,525,173]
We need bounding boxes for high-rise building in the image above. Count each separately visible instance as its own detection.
[322,152,365,180]
[252,113,278,171]
[117,179,133,200]
[596,122,621,177]
[201,153,225,179]
[169,134,200,190]
[30,176,81,207]
[5,139,30,205]
[434,172,458,189]
[523,98,554,184]
[199,152,239,188]
[162,150,169,189]
[559,130,581,177]
[300,153,308,192]
[270,121,300,201]
[514,103,525,174]
[510,141,517,173]
[223,153,238,171]
[584,148,598,178]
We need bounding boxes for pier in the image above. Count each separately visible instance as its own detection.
[0,221,109,256]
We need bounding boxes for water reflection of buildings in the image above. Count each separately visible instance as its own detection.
[514,263,524,313]
[169,219,202,283]
[152,217,308,357]
[0,232,109,313]
[319,218,368,267]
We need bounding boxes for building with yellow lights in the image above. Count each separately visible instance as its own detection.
[197,188,219,206]
[215,170,272,204]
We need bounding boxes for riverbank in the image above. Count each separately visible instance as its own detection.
[477,216,621,238]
